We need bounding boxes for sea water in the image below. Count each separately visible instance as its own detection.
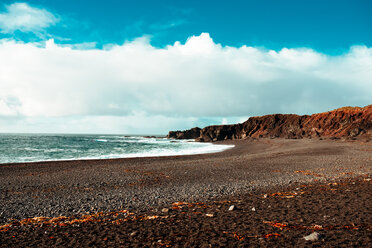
[0,134,234,164]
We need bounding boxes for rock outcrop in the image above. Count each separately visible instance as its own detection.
[167,127,202,139]
[167,105,372,141]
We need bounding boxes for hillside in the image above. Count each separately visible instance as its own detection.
[168,105,372,141]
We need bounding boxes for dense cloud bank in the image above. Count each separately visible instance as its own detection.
[0,33,371,133]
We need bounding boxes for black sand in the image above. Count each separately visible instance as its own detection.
[0,138,371,247]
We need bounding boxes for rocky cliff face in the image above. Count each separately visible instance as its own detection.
[167,105,372,141]
[167,127,201,140]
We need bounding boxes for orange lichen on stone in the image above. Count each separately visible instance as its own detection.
[263,221,288,229]
[19,217,48,225]
[264,221,367,231]
[264,191,306,198]
[233,233,245,240]
[264,233,281,238]
[172,201,188,206]
[295,170,324,177]
[0,223,12,231]
[223,231,281,240]
[142,215,159,220]
[1,209,135,230]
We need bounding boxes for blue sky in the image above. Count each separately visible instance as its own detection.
[1,0,371,52]
[0,1,371,134]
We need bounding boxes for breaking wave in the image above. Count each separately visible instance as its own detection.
[0,134,234,164]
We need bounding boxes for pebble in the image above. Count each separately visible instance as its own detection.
[303,232,322,241]
[251,207,256,211]
[161,208,169,213]
[228,205,235,211]
[1,140,368,232]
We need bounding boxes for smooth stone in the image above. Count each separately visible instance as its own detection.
[304,232,322,241]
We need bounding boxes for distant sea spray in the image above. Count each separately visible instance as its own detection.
[0,134,234,164]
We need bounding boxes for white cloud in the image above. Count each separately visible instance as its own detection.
[0,2,58,34]
[0,114,200,135]
[0,33,371,134]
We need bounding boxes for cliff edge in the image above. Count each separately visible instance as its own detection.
[167,105,372,141]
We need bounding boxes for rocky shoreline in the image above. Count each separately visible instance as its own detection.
[168,105,371,142]
[0,138,371,246]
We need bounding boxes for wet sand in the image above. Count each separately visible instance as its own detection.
[0,138,371,247]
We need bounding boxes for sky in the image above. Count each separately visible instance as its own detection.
[0,0,371,134]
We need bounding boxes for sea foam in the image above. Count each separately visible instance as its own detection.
[0,134,234,164]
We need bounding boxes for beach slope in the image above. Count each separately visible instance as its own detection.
[0,138,371,247]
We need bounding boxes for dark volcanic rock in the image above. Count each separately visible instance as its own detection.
[196,124,243,142]
[167,105,372,141]
[168,127,201,139]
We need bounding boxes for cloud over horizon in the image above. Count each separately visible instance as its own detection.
[0,33,371,134]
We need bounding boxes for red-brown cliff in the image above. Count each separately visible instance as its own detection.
[167,105,372,141]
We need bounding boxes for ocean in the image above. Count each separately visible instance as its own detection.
[0,134,234,164]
